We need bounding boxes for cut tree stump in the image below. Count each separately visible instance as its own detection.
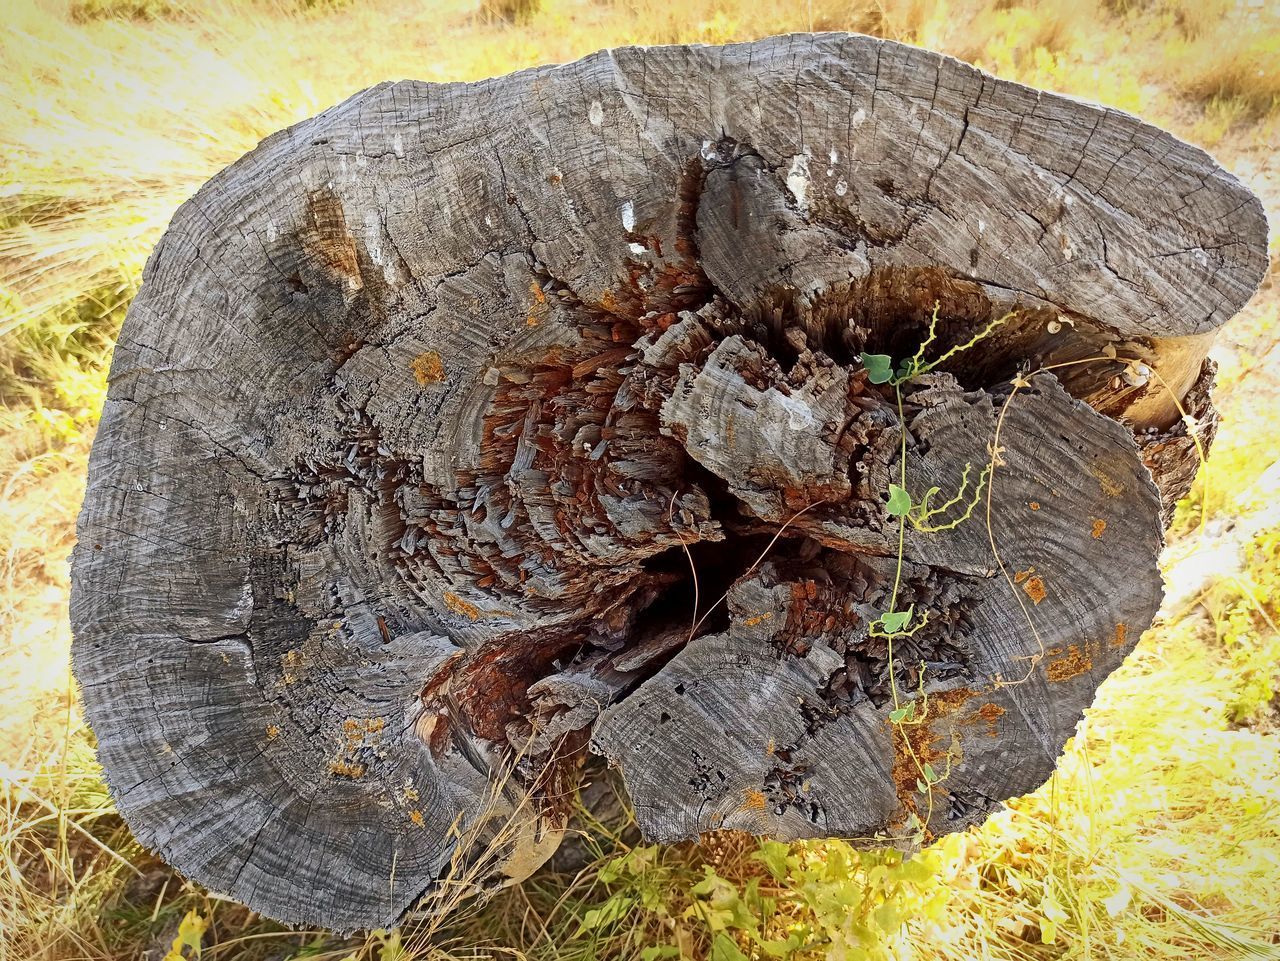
[71,34,1267,932]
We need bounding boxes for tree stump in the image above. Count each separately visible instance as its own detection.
[71,34,1267,931]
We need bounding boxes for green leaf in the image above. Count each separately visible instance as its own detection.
[887,702,916,724]
[576,893,635,935]
[640,948,681,961]
[873,900,905,935]
[923,762,939,783]
[162,910,208,961]
[877,605,914,635]
[886,483,912,517]
[760,934,805,958]
[710,934,749,961]
[859,352,895,384]
[899,856,937,884]
[753,840,791,881]
[1040,917,1058,945]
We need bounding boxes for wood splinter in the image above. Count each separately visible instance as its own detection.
[71,34,1266,932]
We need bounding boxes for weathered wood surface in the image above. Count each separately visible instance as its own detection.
[71,33,1267,931]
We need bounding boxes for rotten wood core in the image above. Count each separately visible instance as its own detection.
[71,35,1266,932]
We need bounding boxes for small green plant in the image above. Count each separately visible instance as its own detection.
[859,303,1014,826]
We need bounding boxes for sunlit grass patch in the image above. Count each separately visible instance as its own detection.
[1163,15,1280,119]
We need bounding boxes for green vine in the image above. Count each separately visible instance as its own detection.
[859,302,1015,836]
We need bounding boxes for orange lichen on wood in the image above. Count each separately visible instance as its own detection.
[1111,622,1128,648]
[743,611,774,627]
[411,351,445,385]
[1046,643,1094,682]
[409,809,425,828]
[1091,517,1107,538]
[1023,576,1047,605]
[265,724,280,740]
[1029,501,1040,511]
[743,789,767,811]
[1014,567,1047,605]
[443,591,481,621]
[975,702,1006,738]
[526,279,549,327]
[598,289,622,314]
[888,688,975,818]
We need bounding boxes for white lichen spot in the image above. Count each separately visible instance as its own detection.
[786,150,811,210]
[1063,193,1074,206]
[393,132,404,158]
[364,220,386,268]
[978,219,986,234]
[835,178,848,197]
[484,213,494,228]
[588,100,604,126]
[265,221,278,242]
[829,147,839,164]
[851,108,867,127]
[700,140,718,161]
[780,394,815,431]
[621,200,636,232]
[628,242,647,255]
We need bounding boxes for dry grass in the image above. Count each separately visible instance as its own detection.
[2,0,1280,958]
[1164,6,1280,118]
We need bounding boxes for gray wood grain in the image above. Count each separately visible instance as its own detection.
[71,33,1266,931]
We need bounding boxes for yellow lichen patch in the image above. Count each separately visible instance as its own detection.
[743,789,767,811]
[1029,501,1040,511]
[1092,517,1107,539]
[765,737,776,756]
[743,611,773,627]
[1090,464,1125,497]
[1047,643,1094,682]
[410,350,445,385]
[443,591,481,621]
[280,648,304,684]
[342,716,386,740]
[328,759,366,779]
[409,809,425,828]
[265,724,280,740]
[404,786,420,802]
